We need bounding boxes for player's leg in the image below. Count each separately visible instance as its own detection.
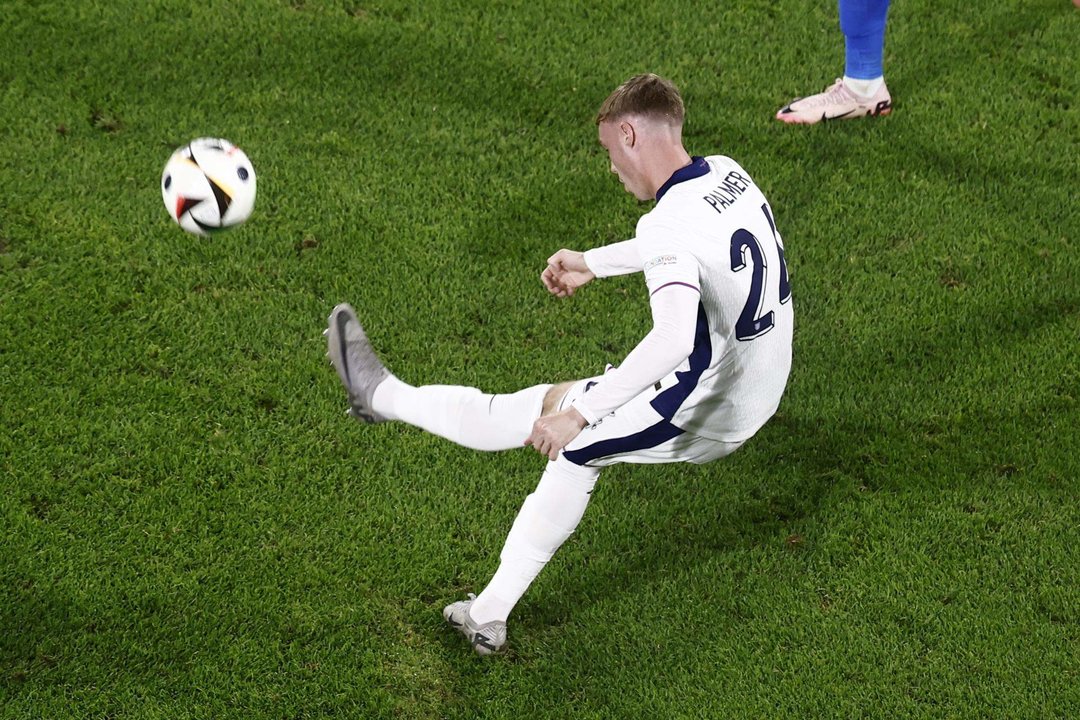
[444,455,599,654]
[328,303,574,452]
[776,0,892,124]
[372,378,551,451]
[840,0,891,100]
[441,379,677,654]
[371,375,576,453]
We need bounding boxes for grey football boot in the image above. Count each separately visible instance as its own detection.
[326,303,390,423]
[443,594,507,656]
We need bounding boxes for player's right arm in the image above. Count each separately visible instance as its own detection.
[542,249,594,297]
[542,239,641,297]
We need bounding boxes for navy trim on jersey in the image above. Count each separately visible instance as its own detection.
[563,418,685,466]
[655,156,709,202]
[650,302,712,419]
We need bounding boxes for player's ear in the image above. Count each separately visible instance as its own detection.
[619,120,636,148]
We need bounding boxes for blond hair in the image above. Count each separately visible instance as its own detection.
[595,73,685,126]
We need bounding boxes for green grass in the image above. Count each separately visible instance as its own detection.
[2,0,1078,717]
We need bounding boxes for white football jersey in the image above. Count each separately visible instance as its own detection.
[635,155,793,441]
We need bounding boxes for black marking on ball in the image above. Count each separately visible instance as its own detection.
[208,177,232,216]
[163,174,172,190]
[237,166,249,181]
[193,216,225,233]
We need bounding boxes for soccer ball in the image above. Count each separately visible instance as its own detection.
[161,138,256,235]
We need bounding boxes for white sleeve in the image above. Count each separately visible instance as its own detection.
[583,239,642,278]
[571,282,700,424]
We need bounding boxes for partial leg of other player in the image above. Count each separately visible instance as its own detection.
[776,0,893,124]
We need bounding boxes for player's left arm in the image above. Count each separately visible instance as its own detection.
[569,226,703,427]
[570,280,700,425]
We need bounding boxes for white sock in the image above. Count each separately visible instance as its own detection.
[843,75,884,99]
[469,458,600,625]
[371,376,550,451]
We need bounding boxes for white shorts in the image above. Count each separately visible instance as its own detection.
[556,377,743,468]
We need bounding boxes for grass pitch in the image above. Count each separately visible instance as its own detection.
[1,1,1078,718]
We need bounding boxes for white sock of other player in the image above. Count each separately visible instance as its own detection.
[371,376,551,451]
[469,457,600,625]
[843,74,885,99]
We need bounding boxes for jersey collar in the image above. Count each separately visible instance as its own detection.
[655,156,709,202]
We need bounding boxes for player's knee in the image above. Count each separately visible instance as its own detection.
[541,381,576,416]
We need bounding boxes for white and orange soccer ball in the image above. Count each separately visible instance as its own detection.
[161,138,256,235]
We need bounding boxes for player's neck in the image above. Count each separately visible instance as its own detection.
[646,146,694,199]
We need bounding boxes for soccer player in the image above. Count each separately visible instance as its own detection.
[327,74,793,655]
[776,0,893,124]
